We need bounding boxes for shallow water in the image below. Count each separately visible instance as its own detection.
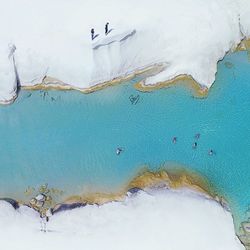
[0,51,250,227]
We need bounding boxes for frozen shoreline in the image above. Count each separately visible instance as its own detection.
[1,0,250,104]
[0,188,244,250]
[0,170,245,250]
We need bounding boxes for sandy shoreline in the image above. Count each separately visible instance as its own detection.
[3,169,222,213]
[22,65,209,99]
[60,169,214,205]
[22,63,165,94]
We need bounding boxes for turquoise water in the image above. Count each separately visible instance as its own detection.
[0,51,250,227]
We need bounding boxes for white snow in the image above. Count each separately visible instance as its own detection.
[0,45,17,104]
[92,30,136,50]
[0,188,243,250]
[1,0,250,104]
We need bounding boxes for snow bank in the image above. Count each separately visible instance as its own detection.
[92,30,136,50]
[0,188,243,250]
[238,0,250,37]
[1,0,250,103]
[0,45,18,104]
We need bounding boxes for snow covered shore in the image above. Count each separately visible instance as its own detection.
[0,188,244,250]
[1,0,250,104]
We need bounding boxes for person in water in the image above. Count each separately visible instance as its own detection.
[105,22,109,35]
[172,137,177,144]
[91,28,95,40]
[195,133,200,139]
[208,149,214,156]
[192,142,197,149]
[116,147,123,155]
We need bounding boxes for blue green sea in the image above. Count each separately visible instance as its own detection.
[0,50,250,229]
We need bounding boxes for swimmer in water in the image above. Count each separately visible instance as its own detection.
[172,137,177,144]
[116,147,123,155]
[192,142,197,149]
[195,133,200,139]
[208,149,214,156]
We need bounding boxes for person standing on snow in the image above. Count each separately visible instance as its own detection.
[91,28,95,40]
[105,22,109,35]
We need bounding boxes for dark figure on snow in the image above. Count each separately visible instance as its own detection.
[91,28,95,40]
[105,22,109,35]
